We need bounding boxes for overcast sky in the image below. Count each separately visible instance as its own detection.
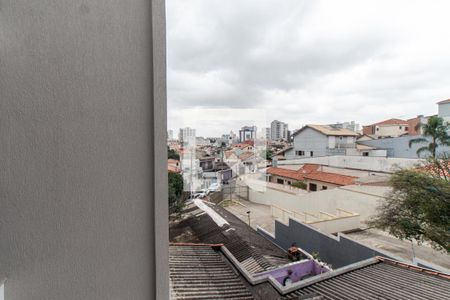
[167,0,450,137]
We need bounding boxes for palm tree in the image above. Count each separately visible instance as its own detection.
[409,116,450,158]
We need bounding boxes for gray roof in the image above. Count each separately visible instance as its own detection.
[169,244,254,300]
[285,258,450,299]
[170,202,293,275]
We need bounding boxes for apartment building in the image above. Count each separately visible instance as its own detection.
[362,118,409,138]
[270,120,289,141]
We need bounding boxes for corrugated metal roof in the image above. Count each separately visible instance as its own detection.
[169,244,254,300]
[284,259,450,299]
[170,202,293,275]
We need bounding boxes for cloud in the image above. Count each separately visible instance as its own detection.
[167,0,450,136]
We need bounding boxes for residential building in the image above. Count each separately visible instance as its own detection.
[179,127,196,147]
[358,135,450,158]
[328,121,360,133]
[438,99,450,125]
[261,127,271,140]
[168,159,181,174]
[266,164,358,191]
[167,129,174,140]
[407,115,431,135]
[270,120,289,141]
[362,118,409,138]
[291,124,358,158]
[239,125,257,142]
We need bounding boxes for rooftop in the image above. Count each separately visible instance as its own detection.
[267,164,358,186]
[437,99,450,104]
[170,201,294,275]
[294,125,358,137]
[286,257,450,299]
[366,118,408,126]
[169,244,254,300]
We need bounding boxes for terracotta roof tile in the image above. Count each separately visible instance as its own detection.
[267,164,357,186]
[370,118,408,126]
[304,171,357,186]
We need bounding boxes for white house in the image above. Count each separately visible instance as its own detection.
[438,99,450,125]
[288,125,358,158]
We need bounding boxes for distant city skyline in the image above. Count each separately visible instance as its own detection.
[167,0,450,137]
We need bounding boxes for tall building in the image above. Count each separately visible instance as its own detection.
[179,127,196,147]
[239,126,257,142]
[167,129,174,140]
[270,120,288,141]
[329,121,360,133]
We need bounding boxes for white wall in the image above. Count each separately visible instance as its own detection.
[279,155,422,173]
[376,125,408,137]
[310,215,361,234]
[249,185,386,221]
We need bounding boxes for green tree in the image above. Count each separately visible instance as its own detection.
[409,116,450,158]
[261,149,274,161]
[369,158,450,252]
[168,146,180,160]
[168,172,184,214]
[291,181,307,190]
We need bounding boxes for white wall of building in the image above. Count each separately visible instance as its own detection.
[375,124,408,137]
[249,185,387,222]
[279,155,422,173]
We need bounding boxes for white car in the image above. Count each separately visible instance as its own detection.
[207,183,221,192]
[193,192,206,199]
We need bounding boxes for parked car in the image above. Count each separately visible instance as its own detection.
[207,183,221,192]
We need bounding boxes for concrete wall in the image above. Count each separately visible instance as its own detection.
[358,136,450,158]
[293,127,328,157]
[0,1,167,299]
[257,219,401,269]
[279,155,422,173]
[249,185,385,222]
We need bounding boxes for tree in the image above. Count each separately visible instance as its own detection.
[168,146,180,160]
[168,172,184,214]
[261,149,274,161]
[291,181,307,190]
[369,157,450,252]
[409,116,450,158]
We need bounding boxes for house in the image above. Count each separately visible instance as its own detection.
[167,159,181,174]
[266,164,357,191]
[438,99,450,125]
[291,125,358,158]
[362,118,409,138]
[407,115,432,135]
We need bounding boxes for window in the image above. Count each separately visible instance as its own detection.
[362,152,369,156]
[296,150,305,156]
[310,151,314,157]
[287,181,291,185]
[405,126,408,131]
[277,178,284,184]
[309,183,317,191]
[322,186,328,190]
[376,127,379,131]
[399,126,402,129]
